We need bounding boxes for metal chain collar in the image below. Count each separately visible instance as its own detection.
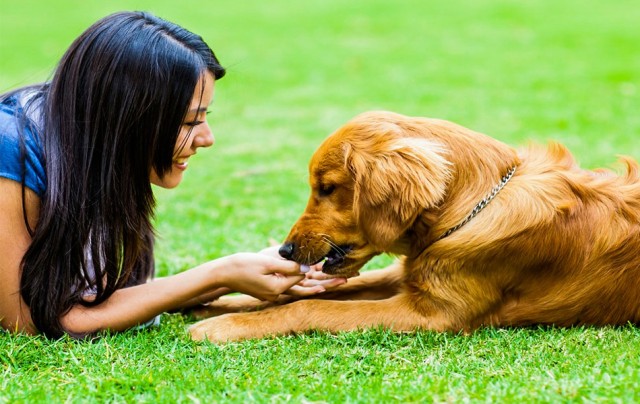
[437,166,517,241]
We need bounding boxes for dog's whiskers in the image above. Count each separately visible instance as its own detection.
[320,235,346,258]
[306,250,313,265]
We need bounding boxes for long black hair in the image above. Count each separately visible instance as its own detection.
[6,11,225,338]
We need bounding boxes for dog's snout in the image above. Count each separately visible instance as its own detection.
[279,242,295,260]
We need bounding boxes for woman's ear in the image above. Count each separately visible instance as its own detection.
[345,136,451,249]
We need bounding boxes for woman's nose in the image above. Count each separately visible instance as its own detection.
[194,122,215,148]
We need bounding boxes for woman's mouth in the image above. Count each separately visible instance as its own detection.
[173,158,189,170]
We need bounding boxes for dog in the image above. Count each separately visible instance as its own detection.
[189,111,640,342]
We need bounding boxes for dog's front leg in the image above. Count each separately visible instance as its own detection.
[317,261,404,301]
[187,294,294,319]
[188,293,445,343]
[187,261,405,319]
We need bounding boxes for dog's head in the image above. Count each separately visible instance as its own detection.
[280,111,452,277]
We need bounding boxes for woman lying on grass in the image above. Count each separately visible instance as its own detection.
[0,11,345,339]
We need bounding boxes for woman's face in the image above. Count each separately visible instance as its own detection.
[150,71,216,189]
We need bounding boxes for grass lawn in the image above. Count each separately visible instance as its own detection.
[1,0,639,402]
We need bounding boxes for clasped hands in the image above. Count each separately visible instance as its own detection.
[257,245,347,299]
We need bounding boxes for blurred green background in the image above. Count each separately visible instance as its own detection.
[2,0,639,289]
[4,0,637,273]
[1,1,639,401]
[0,0,640,273]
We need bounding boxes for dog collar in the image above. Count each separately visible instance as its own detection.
[436,166,517,241]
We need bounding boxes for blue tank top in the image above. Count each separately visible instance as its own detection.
[0,96,46,197]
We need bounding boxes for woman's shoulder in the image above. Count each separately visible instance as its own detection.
[0,93,46,197]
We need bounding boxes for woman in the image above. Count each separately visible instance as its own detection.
[0,11,343,338]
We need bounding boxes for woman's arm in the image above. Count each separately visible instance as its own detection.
[59,258,233,334]
[1,177,308,336]
[173,287,232,310]
[0,178,39,334]
[59,253,306,335]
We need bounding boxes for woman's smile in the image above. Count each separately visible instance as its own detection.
[173,157,190,170]
[150,72,215,188]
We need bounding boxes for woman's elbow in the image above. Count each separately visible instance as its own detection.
[1,314,38,336]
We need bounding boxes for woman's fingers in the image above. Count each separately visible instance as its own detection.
[302,278,347,289]
[258,245,282,258]
[305,268,338,280]
[284,285,323,296]
[282,277,347,296]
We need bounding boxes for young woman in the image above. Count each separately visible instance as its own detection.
[0,11,344,339]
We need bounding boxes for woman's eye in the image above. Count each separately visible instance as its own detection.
[319,184,336,197]
[184,120,204,127]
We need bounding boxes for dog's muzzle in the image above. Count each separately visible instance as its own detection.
[279,242,352,272]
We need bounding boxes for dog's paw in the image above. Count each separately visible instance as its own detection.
[188,313,259,343]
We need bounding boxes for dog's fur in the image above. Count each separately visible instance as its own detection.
[189,111,640,342]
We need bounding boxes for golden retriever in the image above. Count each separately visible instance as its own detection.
[189,111,640,342]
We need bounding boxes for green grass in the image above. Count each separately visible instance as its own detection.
[2,317,639,402]
[2,0,640,402]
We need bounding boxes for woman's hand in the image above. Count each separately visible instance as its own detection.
[216,252,306,301]
[174,245,348,310]
[258,246,347,297]
[283,266,347,297]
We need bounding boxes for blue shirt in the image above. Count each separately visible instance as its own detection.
[0,96,46,197]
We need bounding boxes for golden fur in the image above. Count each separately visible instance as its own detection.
[189,111,640,342]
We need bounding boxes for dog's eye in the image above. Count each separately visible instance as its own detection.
[319,184,336,197]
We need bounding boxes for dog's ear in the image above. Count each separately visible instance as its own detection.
[344,128,451,249]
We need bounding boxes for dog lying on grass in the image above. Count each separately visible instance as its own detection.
[189,111,640,342]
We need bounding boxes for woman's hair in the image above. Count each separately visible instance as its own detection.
[9,11,225,338]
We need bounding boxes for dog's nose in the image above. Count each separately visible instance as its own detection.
[279,242,295,259]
